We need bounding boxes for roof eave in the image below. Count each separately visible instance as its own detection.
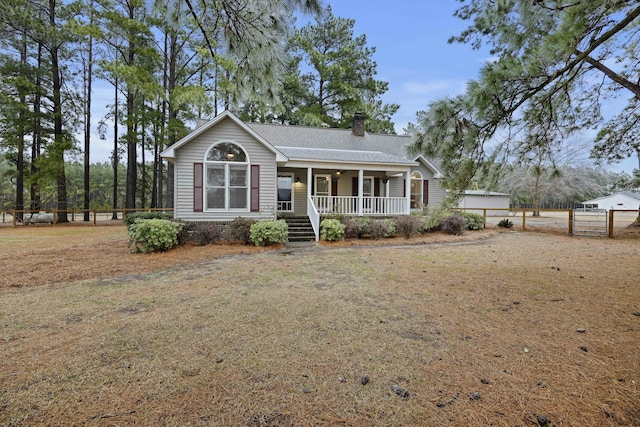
[160,110,288,162]
[413,155,444,178]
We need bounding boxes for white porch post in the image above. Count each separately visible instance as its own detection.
[405,170,412,214]
[307,167,312,201]
[358,169,364,216]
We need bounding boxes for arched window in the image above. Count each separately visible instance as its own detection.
[204,142,249,210]
[410,171,423,210]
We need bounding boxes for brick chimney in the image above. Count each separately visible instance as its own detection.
[352,112,365,136]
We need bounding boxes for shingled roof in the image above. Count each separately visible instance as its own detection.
[163,111,442,172]
[247,122,426,166]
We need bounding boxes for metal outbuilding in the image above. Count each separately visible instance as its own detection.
[458,190,511,216]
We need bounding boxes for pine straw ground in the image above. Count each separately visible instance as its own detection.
[0,224,639,426]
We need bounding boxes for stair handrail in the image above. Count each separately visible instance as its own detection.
[307,196,320,242]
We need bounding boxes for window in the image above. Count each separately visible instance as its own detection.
[410,171,423,209]
[205,142,249,210]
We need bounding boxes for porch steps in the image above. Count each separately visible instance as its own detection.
[281,216,316,243]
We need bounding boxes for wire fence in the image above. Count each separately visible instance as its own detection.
[1,207,638,238]
[0,208,173,227]
[457,207,640,238]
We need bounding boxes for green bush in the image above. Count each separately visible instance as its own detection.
[124,211,173,228]
[250,220,288,246]
[128,219,184,253]
[223,217,256,244]
[421,207,451,232]
[341,216,370,239]
[498,218,514,228]
[320,218,346,241]
[394,215,423,238]
[458,212,484,230]
[440,214,468,235]
[365,218,396,240]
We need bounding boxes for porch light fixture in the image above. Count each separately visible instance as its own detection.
[336,170,341,175]
[295,176,301,183]
[382,175,390,184]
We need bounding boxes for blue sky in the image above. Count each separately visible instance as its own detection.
[322,0,637,174]
[87,0,636,174]
[325,1,484,134]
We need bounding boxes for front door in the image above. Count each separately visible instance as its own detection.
[277,174,293,212]
[362,177,373,212]
[315,175,331,212]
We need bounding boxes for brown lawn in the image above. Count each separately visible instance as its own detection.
[0,225,639,426]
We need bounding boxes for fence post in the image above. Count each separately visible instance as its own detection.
[12,210,16,227]
[53,209,57,226]
[483,209,487,229]
[522,209,526,231]
[93,209,97,226]
[568,209,573,235]
[608,210,614,238]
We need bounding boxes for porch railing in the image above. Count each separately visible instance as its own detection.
[311,196,408,216]
[307,196,320,241]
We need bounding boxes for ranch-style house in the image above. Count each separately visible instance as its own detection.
[161,110,445,240]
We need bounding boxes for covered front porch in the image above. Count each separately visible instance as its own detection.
[276,166,415,217]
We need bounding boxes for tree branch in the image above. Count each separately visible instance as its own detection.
[500,4,640,118]
[583,54,640,99]
[183,0,217,63]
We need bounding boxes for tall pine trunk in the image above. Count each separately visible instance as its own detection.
[151,117,159,208]
[124,1,137,210]
[140,109,146,208]
[111,77,119,220]
[30,43,42,212]
[83,6,93,221]
[50,0,68,223]
[165,32,178,209]
[16,30,27,221]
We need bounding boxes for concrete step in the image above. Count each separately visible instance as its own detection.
[281,216,315,242]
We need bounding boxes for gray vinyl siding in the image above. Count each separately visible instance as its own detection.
[388,176,405,198]
[279,167,308,216]
[386,166,445,209]
[173,117,277,221]
[412,164,445,208]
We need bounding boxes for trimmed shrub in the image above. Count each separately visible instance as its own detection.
[394,215,423,238]
[365,218,396,240]
[223,217,256,244]
[128,219,184,253]
[498,218,514,228]
[458,211,484,230]
[440,214,468,235]
[421,207,451,232]
[341,216,369,239]
[124,211,173,228]
[180,222,222,245]
[250,220,288,246]
[320,218,346,241]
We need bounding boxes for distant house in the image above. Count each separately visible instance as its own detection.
[458,190,510,216]
[581,192,640,211]
[160,111,446,240]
